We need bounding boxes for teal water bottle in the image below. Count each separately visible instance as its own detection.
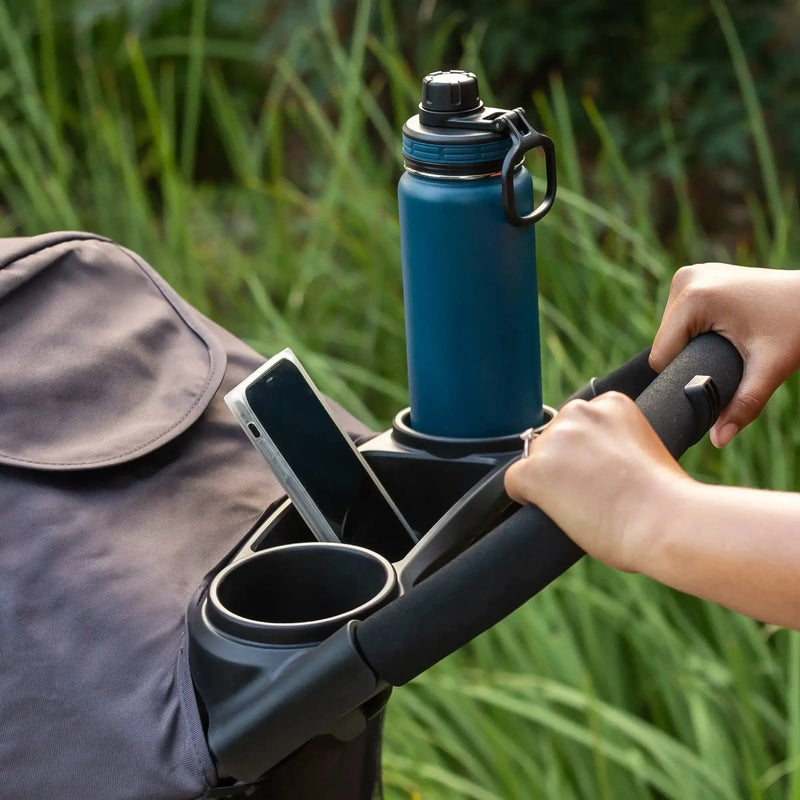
[399,70,556,439]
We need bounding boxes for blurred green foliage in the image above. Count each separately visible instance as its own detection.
[15,0,800,227]
[404,0,800,241]
[426,0,800,163]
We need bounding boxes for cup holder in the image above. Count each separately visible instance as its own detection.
[206,542,398,646]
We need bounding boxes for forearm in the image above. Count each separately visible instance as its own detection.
[638,479,800,629]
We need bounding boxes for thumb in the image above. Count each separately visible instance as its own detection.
[503,458,531,506]
[649,302,697,373]
[710,360,778,447]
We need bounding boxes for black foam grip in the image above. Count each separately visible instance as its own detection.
[355,333,743,686]
[564,347,657,404]
[635,333,742,457]
[358,504,581,686]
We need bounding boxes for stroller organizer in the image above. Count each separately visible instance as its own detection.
[189,333,743,783]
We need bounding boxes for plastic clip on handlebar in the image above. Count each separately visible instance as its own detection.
[354,332,744,686]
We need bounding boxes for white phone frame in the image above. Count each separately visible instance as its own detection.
[225,347,415,547]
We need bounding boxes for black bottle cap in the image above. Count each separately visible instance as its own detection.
[405,70,503,174]
[420,70,483,117]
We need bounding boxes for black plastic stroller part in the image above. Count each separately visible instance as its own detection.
[684,375,722,437]
[356,332,742,685]
[565,346,658,403]
[392,456,521,591]
[189,331,743,782]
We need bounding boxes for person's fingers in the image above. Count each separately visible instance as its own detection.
[503,399,578,503]
[709,421,738,449]
[709,360,778,447]
[503,441,548,505]
[649,265,726,373]
[649,296,704,373]
[503,397,620,505]
[503,459,529,505]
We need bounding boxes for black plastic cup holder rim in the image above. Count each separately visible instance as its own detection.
[205,542,398,646]
[391,405,557,457]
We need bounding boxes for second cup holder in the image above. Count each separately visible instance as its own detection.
[207,542,398,646]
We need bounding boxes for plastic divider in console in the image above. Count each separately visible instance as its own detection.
[189,332,743,782]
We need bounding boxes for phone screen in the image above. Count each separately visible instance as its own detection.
[245,358,413,559]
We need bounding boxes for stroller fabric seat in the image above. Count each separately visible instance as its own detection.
[0,232,382,799]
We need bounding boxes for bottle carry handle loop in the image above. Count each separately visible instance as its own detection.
[496,108,557,227]
[431,105,557,227]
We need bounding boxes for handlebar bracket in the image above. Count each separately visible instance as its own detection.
[684,374,721,438]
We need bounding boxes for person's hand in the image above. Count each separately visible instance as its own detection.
[650,263,800,447]
[504,392,692,572]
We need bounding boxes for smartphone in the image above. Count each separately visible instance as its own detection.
[225,348,417,559]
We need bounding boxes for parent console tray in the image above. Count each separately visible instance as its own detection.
[189,333,743,782]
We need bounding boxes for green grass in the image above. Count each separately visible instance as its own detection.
[1,1,799,798]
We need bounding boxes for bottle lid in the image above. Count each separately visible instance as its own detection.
[402,71,510,177]
[420,70,482,117]
[402,70,557,226]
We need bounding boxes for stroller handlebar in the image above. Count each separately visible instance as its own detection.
[355,332,744,686]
